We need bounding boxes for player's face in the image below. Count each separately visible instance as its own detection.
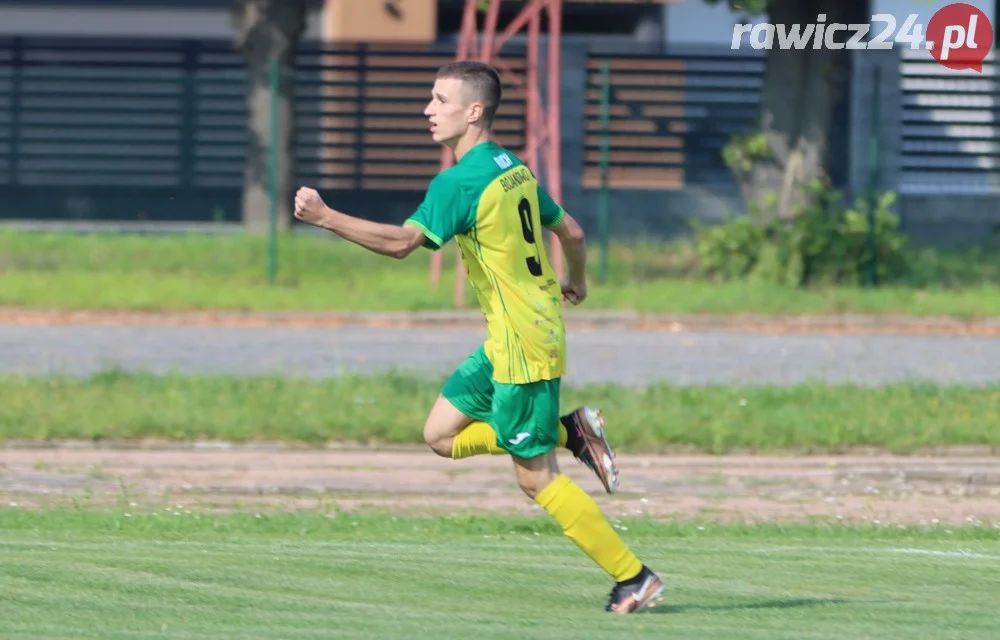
[424,77,480,146]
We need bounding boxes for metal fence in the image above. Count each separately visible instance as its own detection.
[0,36,531,221]
[898,48,999,195]
[1,36,998,224]
[0,37,250,221]
[0,36,772,222]
[582,50,761,191]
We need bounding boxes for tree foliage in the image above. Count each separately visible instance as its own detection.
[706,0,771,14]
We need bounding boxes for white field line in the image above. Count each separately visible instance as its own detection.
[3,538,999,562]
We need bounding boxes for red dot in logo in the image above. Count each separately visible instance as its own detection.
[926,2,994,72]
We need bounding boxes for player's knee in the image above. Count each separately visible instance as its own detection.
[426,439,452,458]
[422,422,452,458]
[513,452,560,500]
[517,475,546,499]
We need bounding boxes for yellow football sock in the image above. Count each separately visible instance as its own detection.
[451,422,507,459]
[452,420,571,459]
[535,473,643,582]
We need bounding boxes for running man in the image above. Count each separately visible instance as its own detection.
[293,60,663,614]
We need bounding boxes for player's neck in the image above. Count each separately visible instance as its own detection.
[450,128,491,163]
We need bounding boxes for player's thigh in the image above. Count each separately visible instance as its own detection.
[422,394,477,445]
[425,344,495,443]
[490,377,561,460]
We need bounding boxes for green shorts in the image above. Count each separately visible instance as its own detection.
[441,345,561,459]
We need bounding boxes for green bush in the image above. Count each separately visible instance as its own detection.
[690,180,909,287]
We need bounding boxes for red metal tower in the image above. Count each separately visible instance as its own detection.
[429,0,565,307]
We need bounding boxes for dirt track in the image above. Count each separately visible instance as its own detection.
[5,308,1000,336]
[2,445,998,526]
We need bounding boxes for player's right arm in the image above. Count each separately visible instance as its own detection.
[537,186,588,305]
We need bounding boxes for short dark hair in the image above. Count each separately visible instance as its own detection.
[436,60,503,127]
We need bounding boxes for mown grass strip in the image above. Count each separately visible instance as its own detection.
[3,371,998,453]
[4,230,1000,317]
[1,509,997,640]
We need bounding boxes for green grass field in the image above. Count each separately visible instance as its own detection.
[5,229,998,640]
[1,511,997,639]
[3,229,1000,317]
[3,371,999,453]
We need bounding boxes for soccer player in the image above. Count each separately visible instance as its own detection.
[293,60,663,614]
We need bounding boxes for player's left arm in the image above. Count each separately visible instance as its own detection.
[537,185,588,305]
[293,187,426,260]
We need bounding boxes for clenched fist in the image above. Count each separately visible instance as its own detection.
[294,186,328,227]
[561,279,587,305]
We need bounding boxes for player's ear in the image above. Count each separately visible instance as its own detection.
[467,101,484,124]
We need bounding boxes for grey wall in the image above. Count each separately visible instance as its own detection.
[0,5,326,40]
[901,195,1000,244]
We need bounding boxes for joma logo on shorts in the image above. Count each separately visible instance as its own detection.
[508,432,531,445]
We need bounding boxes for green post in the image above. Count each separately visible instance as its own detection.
[267,57,280,286]
[865,65,880,288]
[598,61,611,285]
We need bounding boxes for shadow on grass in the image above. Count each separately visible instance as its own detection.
[647,597,881,615]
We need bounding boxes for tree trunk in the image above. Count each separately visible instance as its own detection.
[241,52,297,234]
[231,0,306,234]
[737,0,867,220]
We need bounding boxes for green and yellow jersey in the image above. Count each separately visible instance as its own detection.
[405,141,566,385]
